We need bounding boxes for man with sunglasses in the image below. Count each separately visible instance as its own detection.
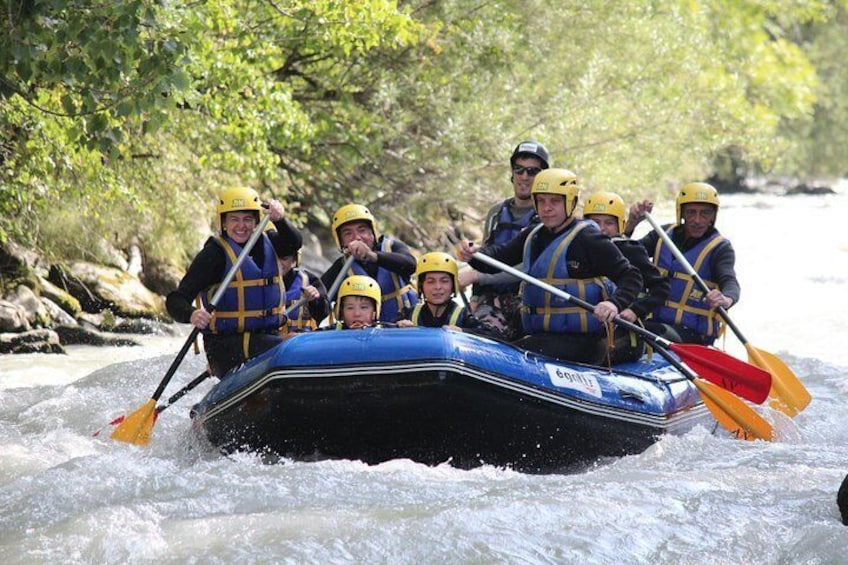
[459,140,550,339]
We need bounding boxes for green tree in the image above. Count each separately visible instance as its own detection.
[0,0,840,267]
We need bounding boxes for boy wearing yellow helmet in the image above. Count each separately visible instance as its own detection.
[457,169,643,364]
[584,190,670,324]
[334,275,381,329]
[625,182,739,345]
[321,203,417,323]
[584,190,671,363]
[166,187,302,377]
[396,252,495,334]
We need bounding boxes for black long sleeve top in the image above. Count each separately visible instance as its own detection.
[613,238,670,319]
[320,235,417,292]
[468,221,643,313]
[166,218,302,323]
[638,225,741,305]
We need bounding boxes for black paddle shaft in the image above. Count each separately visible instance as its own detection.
[471,252,675,346]
[643,212,747,343]
[151,213,273,401]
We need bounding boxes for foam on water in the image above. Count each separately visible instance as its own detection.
[1,188,847,563]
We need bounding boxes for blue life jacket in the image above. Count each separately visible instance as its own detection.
[348,237,417,322]
[202,235,284,335]
[652,226,726,342]
[487,200,539,246]
[482,200,539,294]
[282,270,317,334]
[520,221,616,334]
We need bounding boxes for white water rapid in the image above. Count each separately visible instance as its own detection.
[2,184,847,563]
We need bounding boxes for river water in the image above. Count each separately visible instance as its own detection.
[2,186,847,563]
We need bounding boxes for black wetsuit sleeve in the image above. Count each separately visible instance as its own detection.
[638,231,660,257]
[711,240,741,305]
[618,239,670,318]
[165,240,227,323]
[320,256,346,293]
[375,237,416,277]
[569,229,643,312]
[306,269,331,322]
[468,228,530,273]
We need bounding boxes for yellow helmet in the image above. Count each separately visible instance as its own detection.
[676,182,720,225]
[334,275,381,321]
[584,191,626,234]
[416,252,460,297]
[331,204,379,251]
[217,186,262,233]
[531,168,582,217]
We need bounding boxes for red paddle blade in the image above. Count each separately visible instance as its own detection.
[92,415,126,437]
[669,343,771,404]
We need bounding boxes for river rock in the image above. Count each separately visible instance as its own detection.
[140,257,183,296]
[8,284,50,328]
[40,297,79,327]
[37,276,82,318]
[49,262,167,319]
[785,182,837,196]
[0,329,64,354]
[111,317,180,336]
[0,299,31,332]
[54,325,140,347]
[0,238,50,277]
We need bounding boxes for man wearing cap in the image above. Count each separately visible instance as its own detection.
[459,140,550,339]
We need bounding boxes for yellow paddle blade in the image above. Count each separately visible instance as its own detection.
[109,399,157,445]
[746,343,812,417]
[695,379,773,442]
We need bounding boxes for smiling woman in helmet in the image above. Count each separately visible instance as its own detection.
[165,187,303,378]
[457,169,643,364]
[626,182,740,345]
[320,203,418,323]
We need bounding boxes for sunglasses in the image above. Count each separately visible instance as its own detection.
[512,166,542,176]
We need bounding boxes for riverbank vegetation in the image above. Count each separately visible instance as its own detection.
[2,0,847,269]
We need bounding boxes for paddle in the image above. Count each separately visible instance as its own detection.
[109,213,274,445]
[470,251,773,441]
[93,369,214,437]
[328,254,357,303]
[443,229,487,312]
[644,212,811,417]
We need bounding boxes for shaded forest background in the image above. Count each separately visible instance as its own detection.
[2,0,847,272]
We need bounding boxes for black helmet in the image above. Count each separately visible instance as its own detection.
[510,140,550,169]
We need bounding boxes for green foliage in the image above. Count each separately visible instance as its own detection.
[0,0,843,267]
[778,1,848,177]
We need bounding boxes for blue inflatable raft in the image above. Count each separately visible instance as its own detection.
[190,327,713,473]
